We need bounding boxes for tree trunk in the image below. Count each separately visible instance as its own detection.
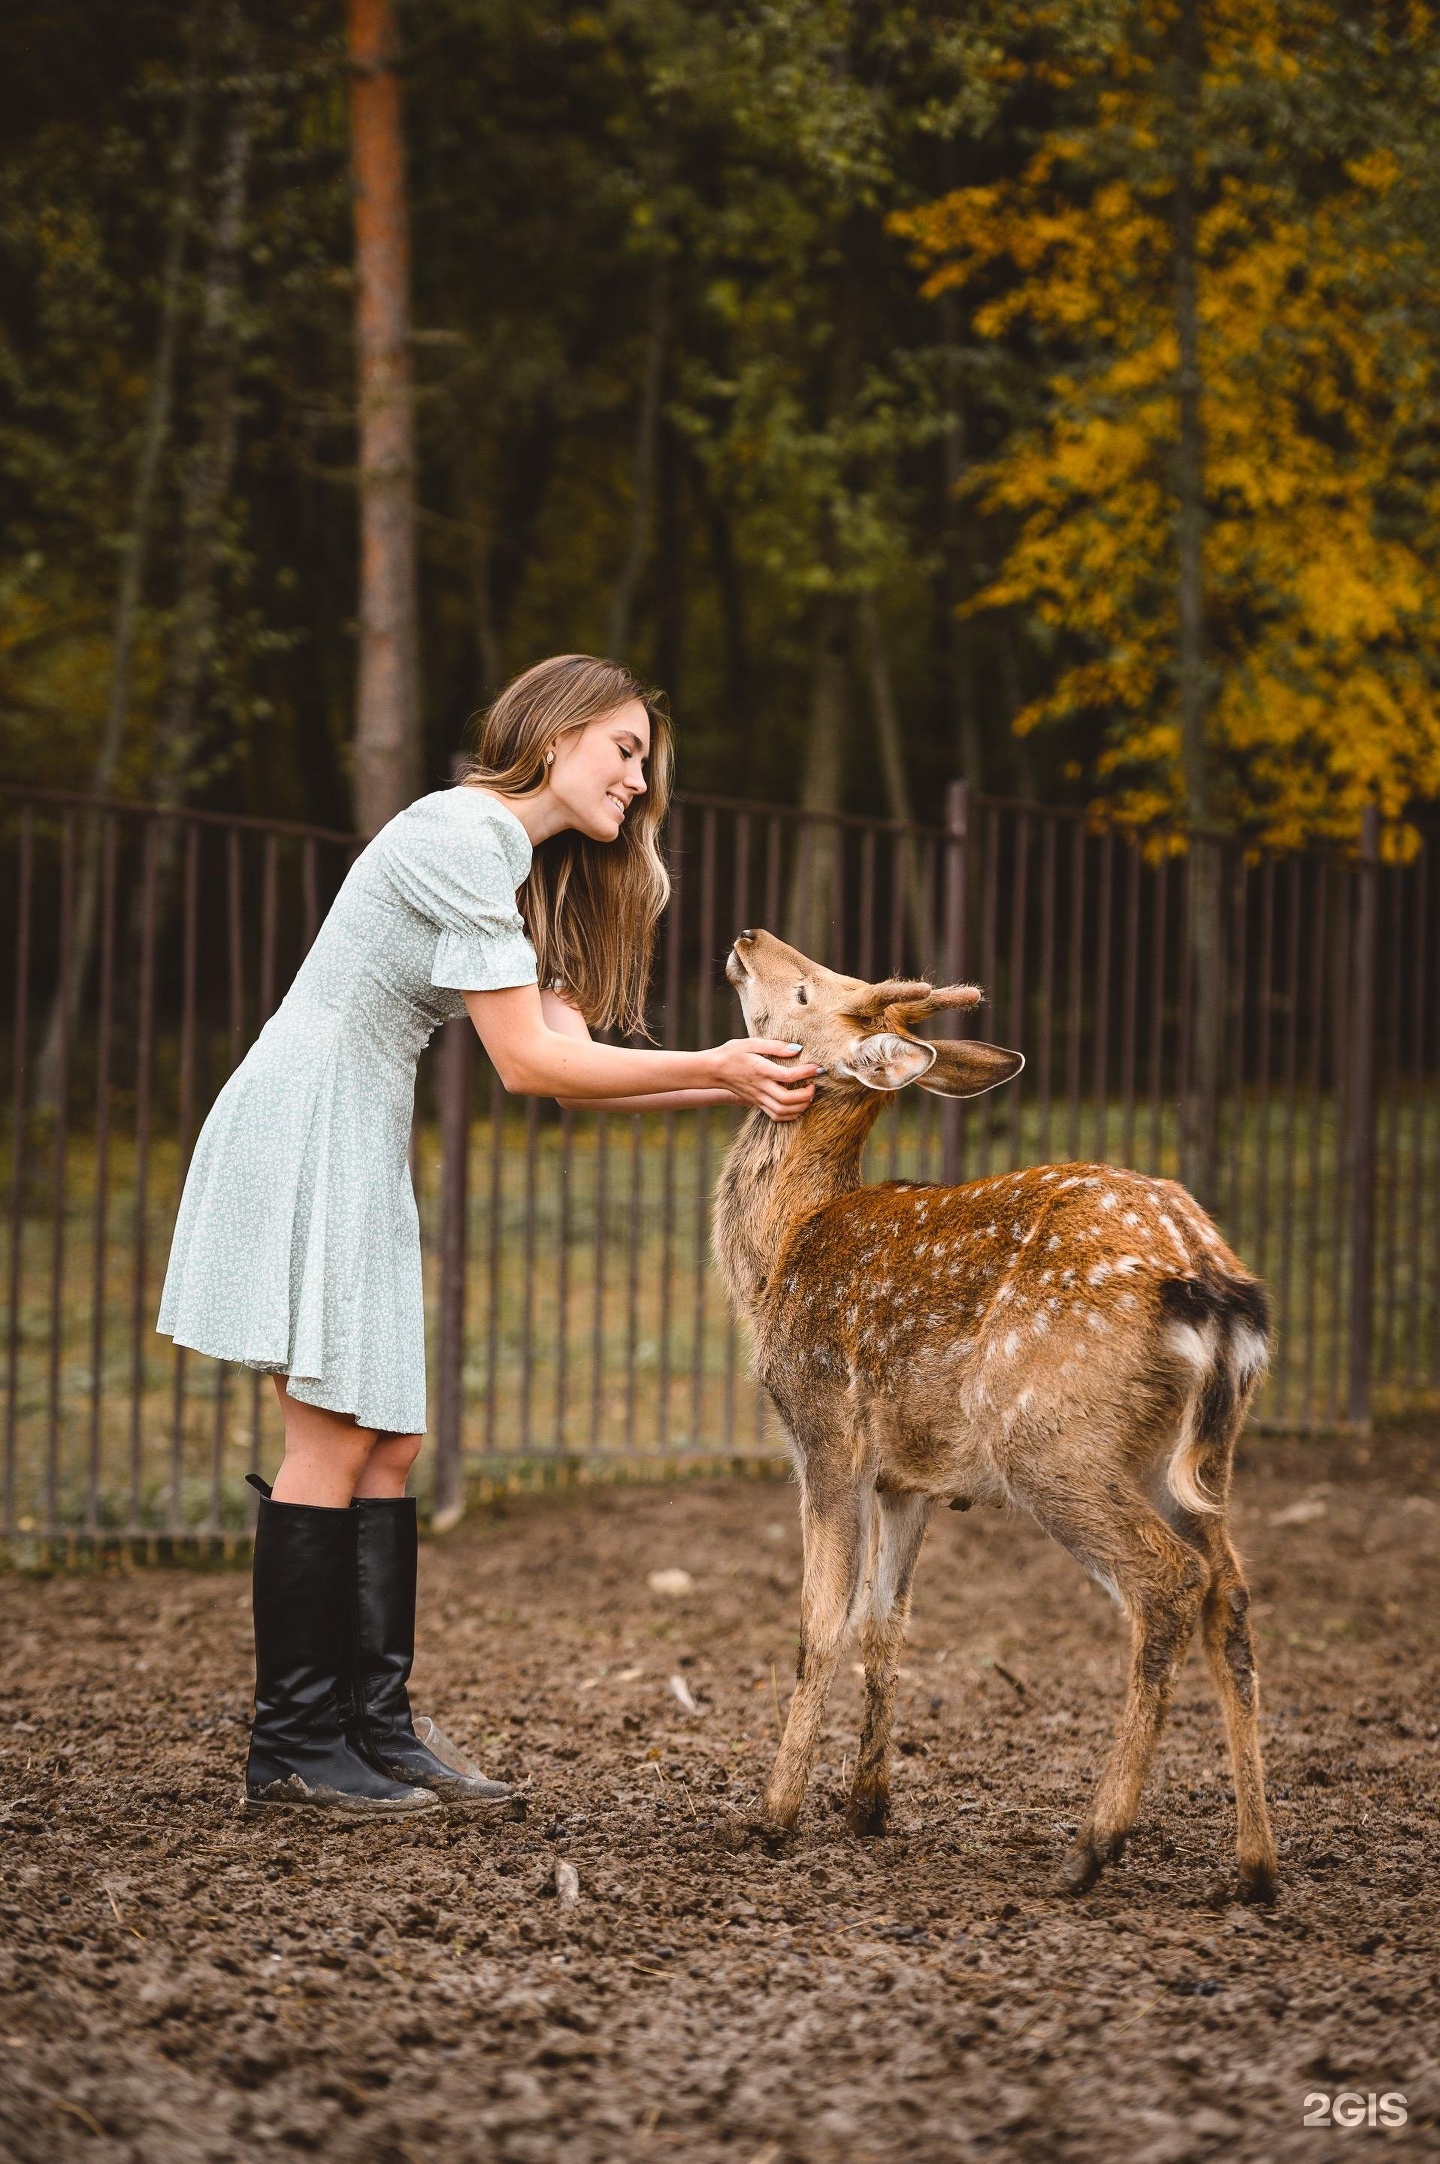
[608,248,670,660]
[34,6,208,1103]
[347,0,422,837]
[693,463,752,785]
[784,595,848,963]
[937,285,982,792]
[1173,0,1221,1204]
[153,41,255,806]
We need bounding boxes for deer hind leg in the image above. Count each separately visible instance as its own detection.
[849,1490,931,1837]
[762,1476,871,1833]
[1196,1526,1277,1903]
[1030,1495,1210,1895]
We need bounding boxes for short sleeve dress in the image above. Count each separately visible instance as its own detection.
[158,788,537,1436]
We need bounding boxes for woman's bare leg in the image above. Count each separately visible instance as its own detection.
[269,1378,375,1506]
[354,1431,424,1498]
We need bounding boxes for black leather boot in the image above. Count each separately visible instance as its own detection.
[245,1494,438,1818]
[351,1496,516,1806]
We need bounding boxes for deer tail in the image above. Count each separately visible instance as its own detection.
[1158,1271,1273,1517]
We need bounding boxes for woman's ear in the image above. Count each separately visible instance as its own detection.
[917,1040,1024,1098]
[834,1031,938,1092]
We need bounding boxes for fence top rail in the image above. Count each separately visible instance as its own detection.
[1,779,1428,867]
[0,782,356,848]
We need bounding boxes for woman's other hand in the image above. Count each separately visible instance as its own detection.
[712,1038,818,1121]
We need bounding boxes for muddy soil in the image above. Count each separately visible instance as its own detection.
[1,1429,1437,2164]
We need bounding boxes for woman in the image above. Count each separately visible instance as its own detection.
[158,655,816,1818]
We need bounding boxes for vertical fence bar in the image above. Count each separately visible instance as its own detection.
[1006,812,1029,1171]
[434,1014,473,1524]
[128,820,158,1527]
[1274,859,1302,1422]
[625,1113,642,1454]
[88,817,117,1534]
[519,1093,539,1455]
[171,826,200,1530]
[1119,840,1140,1169]
[1036,818,1057,1167]
[1066,824,1086,1163]
[1404,849,1428,1392]
[1252,861,1276,1291]
[859,826,876,984]
[691,807,717,1449]
[302,837,319,953]
[1091,831,1113,1163]
[1222,858,1249,1243]
[588,1107,608,1454]
[45,815,75,1530]
[1300,863,1328,1426]
[1378,866,1404,1393]
[978,809,1000,1179]
[4,807,32,1536]
[555,1106,572,1457]
[484,1068,504,1459]
[1347,806,1380,1427]
[940,781,969,1185]
[1146,857,1168,1173]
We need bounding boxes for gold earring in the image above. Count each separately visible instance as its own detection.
[546,749,555,766]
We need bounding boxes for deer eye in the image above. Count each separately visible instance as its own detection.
[795,984,808,1005]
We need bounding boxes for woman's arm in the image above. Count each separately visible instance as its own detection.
[462,983,816,1121]
[538,990,736,1112]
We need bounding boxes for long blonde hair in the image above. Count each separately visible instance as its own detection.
[460,655,673,1035]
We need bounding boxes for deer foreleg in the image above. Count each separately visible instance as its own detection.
[849,1491,930,1836]
[762,1479,870,1832]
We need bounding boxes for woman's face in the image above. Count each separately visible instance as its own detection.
[547,699,651,842]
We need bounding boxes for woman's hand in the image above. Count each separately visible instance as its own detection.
[711,1038,818,1121]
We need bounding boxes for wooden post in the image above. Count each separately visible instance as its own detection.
[347,0,421,836]
[941,779,970,1185]
[1347,804,1380,1430]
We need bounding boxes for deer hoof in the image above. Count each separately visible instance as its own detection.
[1061,1829,1124,1894]
[847,1790,890,1838]
[1238,1855,1278,1906]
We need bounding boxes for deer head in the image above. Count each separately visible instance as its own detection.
[725,928,1023,1100]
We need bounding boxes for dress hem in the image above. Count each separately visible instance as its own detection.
[157,1328,426,1437]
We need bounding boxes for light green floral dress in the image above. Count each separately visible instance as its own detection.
[158,789,537,1435]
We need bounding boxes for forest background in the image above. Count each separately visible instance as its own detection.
[2,0,1438,857]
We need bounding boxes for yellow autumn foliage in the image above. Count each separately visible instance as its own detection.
[897,1,1440,851]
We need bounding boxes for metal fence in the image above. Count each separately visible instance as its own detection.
[3,780,1438,1553]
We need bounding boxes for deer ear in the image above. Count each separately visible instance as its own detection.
[836,1031,938,1092]
[916,1040,1025,1098]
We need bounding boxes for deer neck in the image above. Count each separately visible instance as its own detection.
[714,1087,883,1319]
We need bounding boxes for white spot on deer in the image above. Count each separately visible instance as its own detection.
[1002,1331,1020,1359]
[1114,1255,1142,1274]
[1099,1191,1118,1211]
[1032,1313,1050,1338]
[1061,1269,1075,1288]
[994,1283,1014,1307]
[1118,1290,1138,1311]
[1086,1311,1110,1335]
[1057,1176,1080,1190]
[1157,1213,1191,1264]
[1123,1210,1141,1228]
[1047,1234,1062,1252]
[1087,1262,1112,1286]
[1015,1386,1035,1412]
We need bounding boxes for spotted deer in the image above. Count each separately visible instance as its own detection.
[714,929,1277,1902]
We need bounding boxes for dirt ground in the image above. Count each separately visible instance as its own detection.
[1,1429,1437,2164]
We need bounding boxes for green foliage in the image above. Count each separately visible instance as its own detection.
[0,0,1434,838]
